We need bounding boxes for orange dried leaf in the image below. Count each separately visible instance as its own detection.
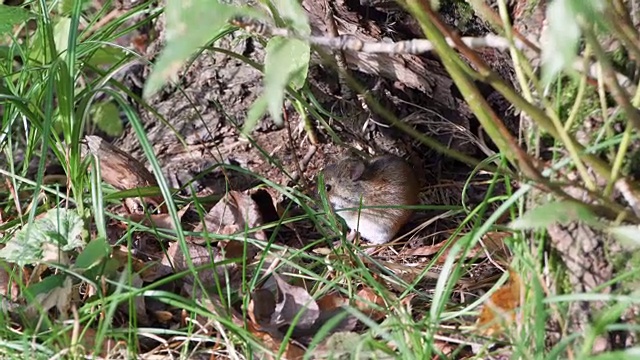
[354,286,389,321]
[248,322,306,360]
[476,269,522,336]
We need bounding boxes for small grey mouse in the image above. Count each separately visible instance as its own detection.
[322,155,420,245]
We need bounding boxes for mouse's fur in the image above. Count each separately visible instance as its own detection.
[322,155,419,245]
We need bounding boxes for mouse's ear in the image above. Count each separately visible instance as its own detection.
[350,160,365,180]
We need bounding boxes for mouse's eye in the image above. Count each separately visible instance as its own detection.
[325,183,332,192]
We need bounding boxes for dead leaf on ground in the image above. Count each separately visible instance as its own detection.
[404,231,511,263]
[158,242,243,290]
[193,190,267,243]
[476,269,522,337]
[432,340,458,359]
[315,292,358,334]
[312,331,390,359]
[0,260,20,300]
[249,288,277,326]
[247,322,306,360]
[125,203,190,230]
[183,282,244,327]
[111,246,159,282]
[62,325,120,358]
[354,286,389,321]
[26,276,73,320]
[271,273,320,330]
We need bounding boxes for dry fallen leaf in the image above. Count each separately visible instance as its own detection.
[354,286,389,321]
[249,288,277,326]
[159,242,243,290]
[405,231,511,263]
[272,273,320,330]
[194,190,266,242]
[125,203,190,230]
[63,325,120,358]
[247,322,306,360]
[476,269,522,336]
[153,310,174,324]
[0,260,20,301]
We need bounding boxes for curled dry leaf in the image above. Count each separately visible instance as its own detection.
[84,135,166,213]
[476,269,522,337]
[272,273,320,330]
[249,288,277,326]
[194,190,266,242]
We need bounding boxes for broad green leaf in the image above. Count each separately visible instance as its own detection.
[74,237,110,271]
[609,225,640,248]
[541,0,581,84]
[271,0,310,36]
[143,1,254,99]
[24,273,66,299]
[86,46,127,67]
[59,0,92,15]
[33,276,73,316]
[509,201,597,230]
[0,208,86,266]
[541,0,607,84]
[243,93,268,134]
[0,4,34,35]
[264,36,310,126]
[92,101,123,136]
[53,17,72,56]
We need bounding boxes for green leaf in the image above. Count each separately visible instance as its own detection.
[53,17,72,56]
[271,0,310,36]
[541,0,607,84]
[143,1,253,99]
[74,237,110,271]
[92,101,123,136]
[24,273,66,299]
[0,208,86,266]
[541,0,581,84]
[509,201,597,230]
[609,225,640,248]
[587,348,640,360]
[0,4,34,35]
[263,36,310,126]
[59,0,92,15]
[243,93,268,134]
[86,46,127,67]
